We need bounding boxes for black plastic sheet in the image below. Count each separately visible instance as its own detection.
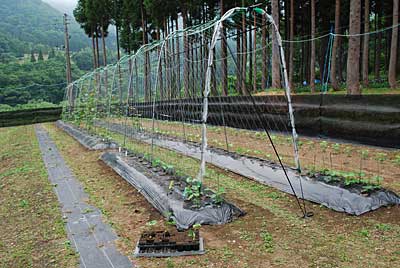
[96,121,400,215]
[101,152,244,229]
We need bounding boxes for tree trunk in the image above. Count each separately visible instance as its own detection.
[310,0,316,92]
[220,0,228,96]
[253,12,257,93]
[100,25,107,66]
[95,30,101,94]
[388,0,399,88]
[91,34,97,69]
[289,0,295,90]
[100,24,108,95]
[271,0,281,88]
[362,0,370,86]
[157,27,163,100]
[346,0,362,95]
[262,13,267,90]
[162,19,169,98]
[182,11,189,98]
[242,10,248,95]
[141,4,149,101]
[374,2,382,80]
[115,24,122,103]
[236,26,242,94]
[128,57,133,99]
[331,0,340,90]
[116,25,121,61]
[95,31,100,67]
[175,18,181,98]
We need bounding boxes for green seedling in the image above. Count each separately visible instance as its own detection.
[357,229,370,238]
[260,230,274,253]
[319,141,329,152]
[19,199,28,208]
[297,141,304,148]
[146,220,157,226]
[375,223,392,232]
[210,187,226,205]
[332,143,341,154]
[183,177,203,207]
[188,223,202,240]
[361,150,369,160]
[372,175,383,185]
[375,153,387,163]
[344,146,353,157]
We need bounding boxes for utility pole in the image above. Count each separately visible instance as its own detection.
[63,13,73,109]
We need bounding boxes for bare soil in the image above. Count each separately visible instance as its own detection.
[107,117,400,192]
[45,122,400,268]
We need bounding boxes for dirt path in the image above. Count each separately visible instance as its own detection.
[35,125,134,268]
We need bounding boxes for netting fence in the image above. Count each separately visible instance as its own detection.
[62,5,400,216]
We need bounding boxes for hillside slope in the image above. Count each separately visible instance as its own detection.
[0,0,88,56]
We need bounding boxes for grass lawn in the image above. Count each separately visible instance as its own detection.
[0,125,78,268]
[43,122,400,268]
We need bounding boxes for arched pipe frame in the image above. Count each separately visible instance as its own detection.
[63,7,303,213]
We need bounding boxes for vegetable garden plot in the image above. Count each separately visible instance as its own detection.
[101,151,244,230]
[94,120,400,215]
[56,120,117,150]
[62,6,400,217]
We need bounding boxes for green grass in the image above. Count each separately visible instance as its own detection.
[0,125,77,268]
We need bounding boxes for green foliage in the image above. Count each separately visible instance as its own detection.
[394,154,400,166]
[0,101,59,112]
[375,153,387,163]
[357,229,370,238]
[260,230,274,252]
[188,223,202,241]
[38,50,44,61]
[0,56,82,106]
[375,223,392,232]
[0,0,90,56]
[360,150,370,160]
[210,187,226,205]
[315,169,383,193]
[344,146,353,157]
[146,220,157,226]
[332,143,341,154]
[30,50,36,63]
[319,141,329,152]
[183,177,203,207]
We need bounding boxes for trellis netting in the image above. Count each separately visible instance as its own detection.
[61,6,312,216]
[61,6,400,217]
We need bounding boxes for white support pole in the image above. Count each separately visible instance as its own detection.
[265,12,301,172]
[198,8,242,182]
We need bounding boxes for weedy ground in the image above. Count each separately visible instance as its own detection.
[41,122,400,268]
[0,125,78,268]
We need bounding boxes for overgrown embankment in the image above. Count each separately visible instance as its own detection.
[0,107,62,127]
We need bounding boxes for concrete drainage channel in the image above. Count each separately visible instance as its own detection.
[92,120,400,216]
[35,125,134,268]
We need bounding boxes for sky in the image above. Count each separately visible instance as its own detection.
[42,0,78,14]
